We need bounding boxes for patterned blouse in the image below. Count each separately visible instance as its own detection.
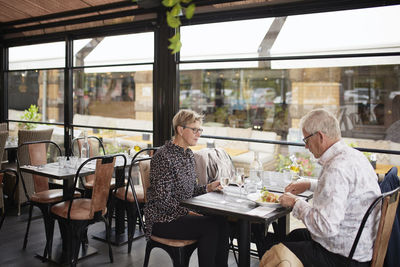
[293,141,381,262]
[143,141,207,238]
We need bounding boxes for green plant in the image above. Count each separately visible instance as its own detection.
[276,152,316,177]
[162,0,195,54]
[19,104,41,130]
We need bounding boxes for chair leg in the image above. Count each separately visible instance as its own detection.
[23,204,33,249]
[143,241,153,267]
[127,203,138,254]
[102,216,113,263]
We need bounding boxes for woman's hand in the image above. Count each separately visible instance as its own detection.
[284,180,310,195]
[207,181,222,192]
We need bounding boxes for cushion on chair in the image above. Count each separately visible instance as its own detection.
[150,235,197,247]
[51,198,106,220]
[259,243,304,267]
[30,189,81,204]
[114,185,144,203]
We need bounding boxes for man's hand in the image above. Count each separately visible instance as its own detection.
[284,180,310,195]
[207,180,222,192]
[279,192,298,208]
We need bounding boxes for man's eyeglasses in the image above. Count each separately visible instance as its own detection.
[303,132,317,144]
[182,126,204,134]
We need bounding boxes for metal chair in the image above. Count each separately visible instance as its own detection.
[6,129,53,215]
[347,187,400,267]
[0,168,18,230]
[111,147,158,253]
[71,136,108,196]
[17,140,80,259]
[135,148,198,267]
[0,131,8,215]
[50,154,125,267]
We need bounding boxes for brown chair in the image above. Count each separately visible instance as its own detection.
[0,123,7,131]
[347,187,400,267]
[71,136,116,196]
[135,148,198,267]
[17,140,80,259]
[111,147,158,253]
[0,131,8,214]
[50,154,124,267]
[4,129,53,215]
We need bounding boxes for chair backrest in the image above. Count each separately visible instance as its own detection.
[73,154,124,219]
[0,131,8,184]
[347,187,400,267]
[71,136,105,157]
[0,123,7,131]
[17,140,61,193]
[193,148,235,185]
[127,147,158,203]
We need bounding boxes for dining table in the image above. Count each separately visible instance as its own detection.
[181,184,313,267]
[19,155,133,263]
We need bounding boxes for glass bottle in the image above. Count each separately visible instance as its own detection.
[81,130,90,158]
[289,154,300,180]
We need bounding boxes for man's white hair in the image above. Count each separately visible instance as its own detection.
[299,109,341,140]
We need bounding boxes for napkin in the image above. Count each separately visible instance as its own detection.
[246,206,275,217]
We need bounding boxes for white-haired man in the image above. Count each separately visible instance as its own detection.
[264,109,381,267]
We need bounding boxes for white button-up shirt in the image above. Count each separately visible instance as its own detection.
[293,140,381,262]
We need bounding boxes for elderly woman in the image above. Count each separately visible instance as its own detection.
[143,109,229,267]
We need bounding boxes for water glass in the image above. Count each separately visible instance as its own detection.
[69,156,78,169]
[244,180,257,194]
[220,176,231,203]
[57,156,67,168]
[235,168,245,202]
[282,170,292,185]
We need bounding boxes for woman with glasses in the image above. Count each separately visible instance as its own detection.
[144,109,229,267]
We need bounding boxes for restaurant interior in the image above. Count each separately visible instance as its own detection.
[1,0,400,266]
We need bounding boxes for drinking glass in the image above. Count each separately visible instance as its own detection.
[220,176,231,203]
[235,168,245,202]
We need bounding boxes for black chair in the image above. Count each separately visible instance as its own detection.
[133,148,198,267]
[0,168,18,230]
[347,187,400,267]
[50,154,126,267]
[110,147,158,253]
[17,140,81,259]
[71,136,107,196]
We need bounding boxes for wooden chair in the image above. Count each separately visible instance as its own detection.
[135,148,198,267]
[347,187,400,267]
[17,140,81,259]
[0,131,8,215]
[111,147,158,253]
[0,130,19,230]
[4,129,53,215]
[50,154,125,267]
[71,136,110,197]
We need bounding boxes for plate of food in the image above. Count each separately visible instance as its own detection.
[247,189,281,208]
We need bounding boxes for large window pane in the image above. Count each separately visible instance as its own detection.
[181,6,400,61]
[9,42,65,70]
[74,33,154,67]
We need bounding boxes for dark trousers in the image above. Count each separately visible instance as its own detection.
[152,214,230,267]
[282,228,370,267]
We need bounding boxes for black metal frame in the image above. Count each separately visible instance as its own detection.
[16,140,62,259]
[0,168,18,230]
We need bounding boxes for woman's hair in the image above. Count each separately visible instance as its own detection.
[299,109,341,140]
[172,109,204,135]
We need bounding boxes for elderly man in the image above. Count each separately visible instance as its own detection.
[270,109,381,267]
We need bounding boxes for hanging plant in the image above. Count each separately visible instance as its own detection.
[162,0,195,54]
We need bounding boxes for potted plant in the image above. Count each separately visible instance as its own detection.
[18,104,41,130]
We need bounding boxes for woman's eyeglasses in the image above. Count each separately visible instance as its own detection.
[303,132,317,144]
[182,126,204,134]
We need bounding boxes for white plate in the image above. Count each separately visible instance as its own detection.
[247,191,282,208]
